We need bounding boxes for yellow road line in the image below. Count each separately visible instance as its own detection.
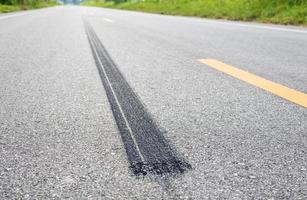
[199,59,307,108]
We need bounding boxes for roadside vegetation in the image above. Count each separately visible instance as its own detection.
[83,0,307,25]
[0,0,58,13]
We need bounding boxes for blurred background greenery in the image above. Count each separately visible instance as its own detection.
[0,0,58,13]
[83,0,307,25]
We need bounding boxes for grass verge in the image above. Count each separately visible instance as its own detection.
[0,2,58,13]
[0,4,19,12]
[83,0,307,25]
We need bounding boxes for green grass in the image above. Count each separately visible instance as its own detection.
[0,4,19,12]
[83,0,307,25]
[0,1,58,13]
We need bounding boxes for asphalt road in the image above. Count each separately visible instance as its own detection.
[0,6,306,199]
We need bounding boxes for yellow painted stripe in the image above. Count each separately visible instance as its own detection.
[199,59,307,108]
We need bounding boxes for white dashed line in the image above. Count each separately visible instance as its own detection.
[103,18,114,23]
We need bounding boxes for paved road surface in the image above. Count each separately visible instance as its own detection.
[0,6,306,199]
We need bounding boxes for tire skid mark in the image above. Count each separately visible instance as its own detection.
[84,20,191,176]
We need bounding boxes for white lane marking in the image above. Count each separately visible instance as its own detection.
[88,31,145,162]
[103,18,114,23]
[207,20,307,34]
[0,12,31,20]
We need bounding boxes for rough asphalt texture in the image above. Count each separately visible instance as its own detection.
[0,6,306,199]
